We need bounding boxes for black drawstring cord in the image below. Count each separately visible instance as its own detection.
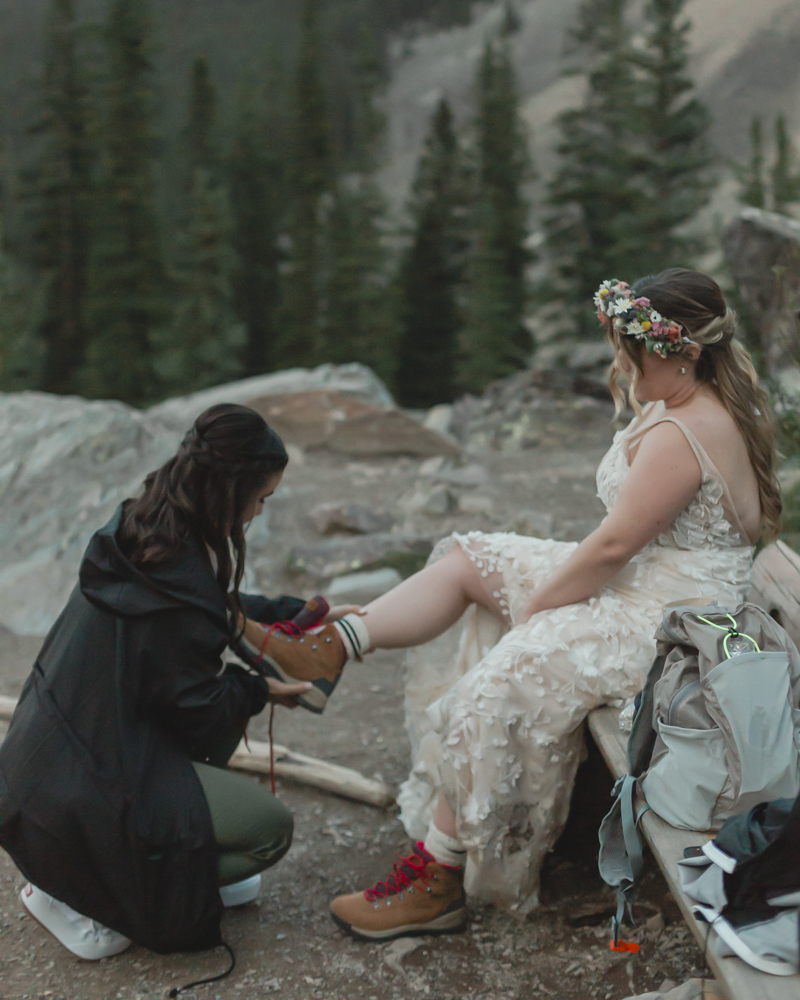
[168,941,235,997]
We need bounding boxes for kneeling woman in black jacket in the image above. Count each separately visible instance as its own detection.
[0,404,316,961]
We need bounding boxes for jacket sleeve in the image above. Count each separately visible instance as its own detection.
[240,592,306,625]
[135,610,270,760]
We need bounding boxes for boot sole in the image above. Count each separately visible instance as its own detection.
[232,642,334,714]
[330,906,468,942]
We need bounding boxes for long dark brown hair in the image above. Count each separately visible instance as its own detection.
[119,403,288,628]
[608,268,781,544]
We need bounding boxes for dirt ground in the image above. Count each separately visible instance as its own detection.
[0,398,708,1000]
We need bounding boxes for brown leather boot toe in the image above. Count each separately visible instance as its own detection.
[232,619,346,714]
[330,843,467,941]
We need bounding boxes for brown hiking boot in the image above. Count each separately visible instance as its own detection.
[232,619,346,714]
[330,843,467,941]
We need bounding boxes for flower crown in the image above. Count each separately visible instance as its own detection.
[594,280,694,359]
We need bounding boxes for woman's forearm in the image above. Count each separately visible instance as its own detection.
[519,529,632,621]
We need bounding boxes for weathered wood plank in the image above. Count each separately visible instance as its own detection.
[747,540,800,649]
[588,706,800,1000]
[0,696,393,808]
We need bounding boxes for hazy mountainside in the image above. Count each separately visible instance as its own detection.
[2,0,799,230]
[379,0,800,217]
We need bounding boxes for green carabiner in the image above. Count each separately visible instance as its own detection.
[695,613,761,659]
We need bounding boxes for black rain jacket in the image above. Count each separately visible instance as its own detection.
[0,506,303,953]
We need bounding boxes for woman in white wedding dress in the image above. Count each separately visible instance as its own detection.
[327,268,782,941]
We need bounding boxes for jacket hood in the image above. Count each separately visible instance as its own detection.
[79,505,228,627]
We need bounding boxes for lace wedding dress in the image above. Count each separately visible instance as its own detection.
[397,401,755,913]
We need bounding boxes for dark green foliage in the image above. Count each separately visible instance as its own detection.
[548,0,643,332]
[500,2,523,37]
[548,0,712,331]
[153,54,244,394]
[80,0,169,405]
[185,54,216,176]
[321,177,397,379]
[738,118,766,209]
[459,41,531,392]
[153,168,244,394]
[394,99,468,407]
[772,114,800,214]
[629,0,713,268]
[229,76,285,377]
[278,0,331,361]
[347,25,386,173]
[26,0,93,394]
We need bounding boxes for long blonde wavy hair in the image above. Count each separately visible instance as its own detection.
[607,268,782,544]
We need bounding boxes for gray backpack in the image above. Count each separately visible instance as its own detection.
[598,601,800,942]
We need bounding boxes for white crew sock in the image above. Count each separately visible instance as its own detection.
[334,613,372,662]
[424,820,467,869]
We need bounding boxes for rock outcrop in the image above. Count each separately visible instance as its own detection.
[0,364,414,635]
[0,393,179,635]
[722,207,800,378]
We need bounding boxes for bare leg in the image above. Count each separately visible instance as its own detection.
[432,791,458,839]
[360,545,505,649]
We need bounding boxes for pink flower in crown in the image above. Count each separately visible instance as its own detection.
[632,297,650,308]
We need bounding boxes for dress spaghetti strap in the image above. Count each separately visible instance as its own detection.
[625,401,751,545]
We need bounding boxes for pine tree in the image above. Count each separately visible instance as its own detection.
[152,168,245,393]
[500,2,522,37]
[27,0,93,394]
[772,114,800,215]
[629,0,713,270]
[80,0,168,404]
[0,125,46,391]
[153,54,244,394]
[394,99,468,407]
[459,40,531,392]
[320,176,396,378]
[229,75,285,377]
[318,22,395,376]
[348,25,386,173]
[186,54,216,175]
[278,0,331,361]
[547,0,644,332]
[738,118,766,209]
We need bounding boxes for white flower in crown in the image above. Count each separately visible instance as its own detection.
[626,319,645,336]
[611,297,633,316]
[649,310,663,323]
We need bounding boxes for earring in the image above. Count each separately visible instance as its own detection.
[680,366,687,374]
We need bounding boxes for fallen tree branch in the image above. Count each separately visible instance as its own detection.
[230,739,393,808]
[0,696,393,809]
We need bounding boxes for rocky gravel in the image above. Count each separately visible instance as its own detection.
[0,387,710,1000]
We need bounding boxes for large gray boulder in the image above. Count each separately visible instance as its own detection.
[0,364,396,636]
[147,362,395,433]
[0,393,180,635]
[722,207,800,378]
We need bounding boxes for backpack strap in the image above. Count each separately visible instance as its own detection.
[598,775,650,946]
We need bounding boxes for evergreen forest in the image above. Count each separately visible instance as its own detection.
[1,0,799,407]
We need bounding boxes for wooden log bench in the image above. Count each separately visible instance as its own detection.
[587,540,800,1000]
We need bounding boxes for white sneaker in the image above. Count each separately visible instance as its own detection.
[21,883,132,960]
[219,873,261,907]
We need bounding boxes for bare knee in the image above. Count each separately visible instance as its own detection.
[440,545,503,616]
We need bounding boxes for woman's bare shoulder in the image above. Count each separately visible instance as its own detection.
[667,391,739,445]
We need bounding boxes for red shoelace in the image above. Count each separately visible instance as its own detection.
[253,620,307,795]
[364,843,435,901]
[256,619,305,665]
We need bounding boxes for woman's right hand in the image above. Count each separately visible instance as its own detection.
[266,677,313,708]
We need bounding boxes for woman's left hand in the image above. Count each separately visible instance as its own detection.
[321,604,366,624]
[266,677,313,708]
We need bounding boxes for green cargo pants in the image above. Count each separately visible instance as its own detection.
[192,724,293,886]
